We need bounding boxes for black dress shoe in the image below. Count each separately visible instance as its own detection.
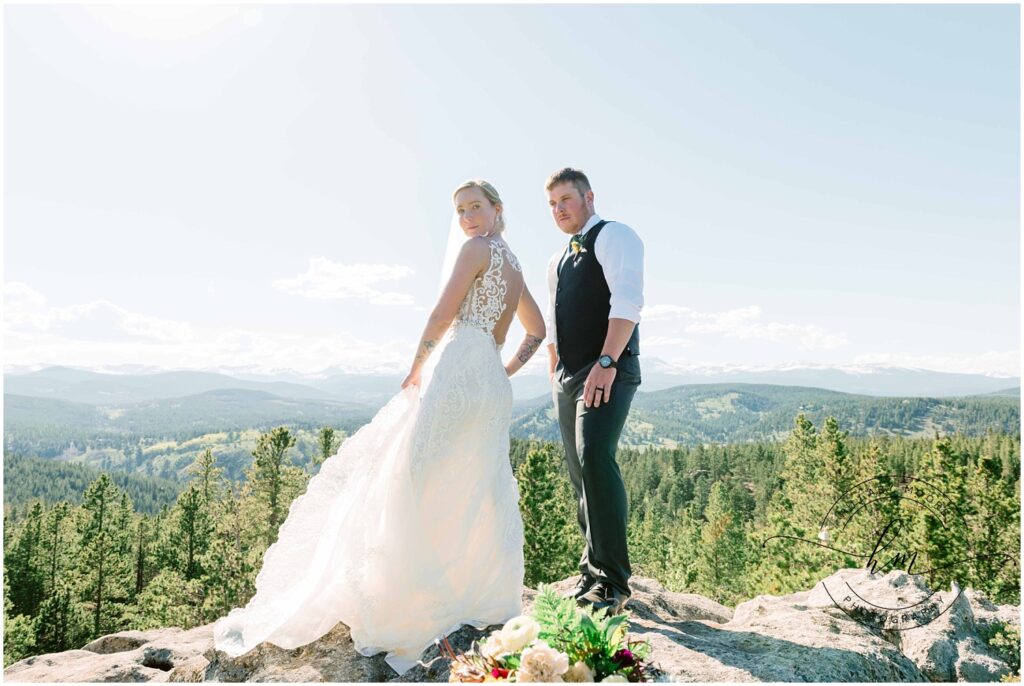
[578,582,631,614]
[576,580,609,606]
[593,585,631,615]
[564,574,597,600]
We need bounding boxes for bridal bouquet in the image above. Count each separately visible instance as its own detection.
[441,586,652,682]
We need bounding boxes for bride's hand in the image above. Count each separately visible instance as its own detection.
[401,369,422,389]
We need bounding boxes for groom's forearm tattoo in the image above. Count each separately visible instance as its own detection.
[414,339,436,366]
[515,334,544,365]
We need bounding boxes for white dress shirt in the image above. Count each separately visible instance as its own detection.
[546,213,644,349]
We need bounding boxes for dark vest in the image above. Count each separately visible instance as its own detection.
[555,220,641,375]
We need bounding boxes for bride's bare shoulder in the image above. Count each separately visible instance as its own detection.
[458,236,492,260]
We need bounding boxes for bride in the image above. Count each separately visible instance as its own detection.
[212,180,546,675]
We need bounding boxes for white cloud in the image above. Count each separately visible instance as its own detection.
[643,336,696,348]
[644,303,848,350]
[9,284,1014,379]
[643,304,697,322]
[272,258,414,305]
[5,281,49,327]
[369,292,416,306]
[4,282,414,374]
[4,282,193,342]
[852,351,1020,378]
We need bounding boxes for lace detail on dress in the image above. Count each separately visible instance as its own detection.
[454,239,521,337]
[212,237,524,676]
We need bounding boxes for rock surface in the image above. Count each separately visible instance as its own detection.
[4,570,1018,682]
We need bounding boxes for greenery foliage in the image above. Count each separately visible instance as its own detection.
[3,412,1020,670]
[980,622,1021,679]
[532,586,650,681]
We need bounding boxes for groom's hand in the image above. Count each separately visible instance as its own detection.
[584,365,617,408]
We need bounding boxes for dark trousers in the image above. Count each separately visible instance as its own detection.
[552,354,640,595]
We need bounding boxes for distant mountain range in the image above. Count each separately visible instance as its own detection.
[635,359,1019,398]
[4,366,1018,453]
[512,383,1020,447]
[3,365,1018,506]
[4,362,1019,408]
[3,367,341,406]
[4,389,373,439]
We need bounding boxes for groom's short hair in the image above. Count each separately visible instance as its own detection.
[545,168,591,198]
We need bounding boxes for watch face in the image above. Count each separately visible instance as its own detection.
[599,356,612,368]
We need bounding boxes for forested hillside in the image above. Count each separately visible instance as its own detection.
[514,384,1020,445]
[3,454,182,516]
[4,414,1019,668]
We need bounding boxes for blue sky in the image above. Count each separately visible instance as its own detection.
[4,4,1020,377]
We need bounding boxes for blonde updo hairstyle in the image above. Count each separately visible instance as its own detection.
[452,179,506,234]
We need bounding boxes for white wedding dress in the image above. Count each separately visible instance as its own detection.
[213,238,526,675]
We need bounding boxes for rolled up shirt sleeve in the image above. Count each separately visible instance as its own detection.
[594,222,644,324]
[546,248,563,346]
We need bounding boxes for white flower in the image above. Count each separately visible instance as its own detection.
[563,661,596,682]
[480,631,509,659]
[600,676,628,683]
[517,640,570,682]
[499,615,541,653]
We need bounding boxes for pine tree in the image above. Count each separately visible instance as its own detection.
[134,518,149,594]
[780,414,819,486]
[315,427,341,467]
[752,415,841,594]
[33,579,88,653]
[176,484,207,581]
[911,437,969,592]
[7,502,46,617]
[245,427,307,545]
[516,444,578,586]
[631,496,670,580]
[965,453,1020,603]
[187,449,224,504]
[3,568,36,667]
[819,416,853,507]
[815,417,859,568]
[662,509,701,593]
[43,502,72,598]
[199,484,257,621]
[76,475,134,637]
[150,504,180,573]
[840,443,902,568]
[112,493,137,609]
[130,569,204,631]
[694,482,747,604]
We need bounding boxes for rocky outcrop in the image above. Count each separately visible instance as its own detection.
[712,569,1016,683]
[4,570,1018,682]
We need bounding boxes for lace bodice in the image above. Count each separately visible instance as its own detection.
[213,280,525,672]
[454,239,521,341]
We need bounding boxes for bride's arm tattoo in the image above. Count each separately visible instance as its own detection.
[409,316,451,374]
[414,339,436,367]
[505,333,544,377]
[516,334,544,365]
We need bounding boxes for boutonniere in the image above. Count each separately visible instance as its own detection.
[570,235,587,256]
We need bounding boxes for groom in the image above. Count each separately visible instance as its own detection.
[545,167,643,615]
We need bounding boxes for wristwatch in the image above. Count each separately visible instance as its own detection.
[597,354,617,369]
